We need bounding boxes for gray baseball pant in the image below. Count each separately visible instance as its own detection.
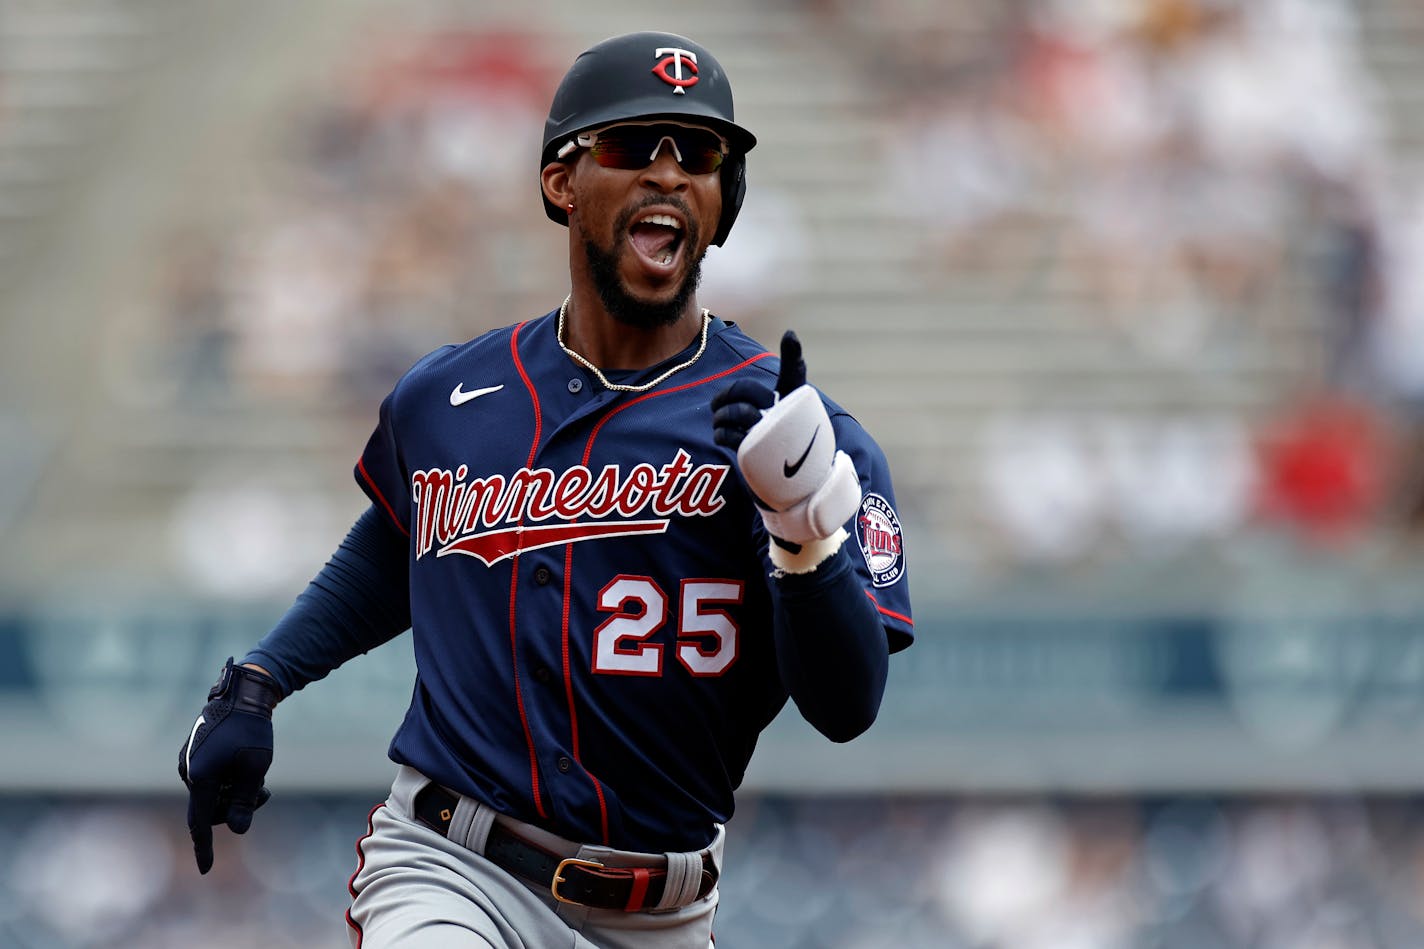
[346,765,722,948]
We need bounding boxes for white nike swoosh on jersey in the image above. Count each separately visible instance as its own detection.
[450,383,505,406]
[186,714,205,777]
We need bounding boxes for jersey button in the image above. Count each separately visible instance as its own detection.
[534,666,552,684]
[534,566,552,586]
[557,756,572,773]
[567,378,584,394]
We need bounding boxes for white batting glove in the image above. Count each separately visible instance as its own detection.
[711,332,861,571]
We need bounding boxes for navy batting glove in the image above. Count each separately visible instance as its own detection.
[712,379,773,450]
[774,331,805,397]
[178,658,280,874]
[712,331,804,450]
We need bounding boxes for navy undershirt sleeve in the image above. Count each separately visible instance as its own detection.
[242,505,411,697]
[769,543,890,742]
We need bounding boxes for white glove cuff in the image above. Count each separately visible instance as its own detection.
[758,451,861,545]
[769,528,848,575]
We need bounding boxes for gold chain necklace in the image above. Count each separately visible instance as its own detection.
[556,294,712,393]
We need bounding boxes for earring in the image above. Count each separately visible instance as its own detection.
[567,203,575,212]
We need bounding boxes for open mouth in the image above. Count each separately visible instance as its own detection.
[627,211,686,272]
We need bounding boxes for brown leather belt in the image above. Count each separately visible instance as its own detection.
[413,783,717,912]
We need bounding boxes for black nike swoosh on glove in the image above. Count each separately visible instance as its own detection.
[783,427,819,478]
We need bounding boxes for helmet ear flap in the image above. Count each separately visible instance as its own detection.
[712,155,746,247]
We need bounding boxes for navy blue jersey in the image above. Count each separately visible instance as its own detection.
[355,310,913,851]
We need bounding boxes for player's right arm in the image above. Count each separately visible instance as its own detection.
[241,504,412,693]
[178,504,412,873]
[179,347,440,874]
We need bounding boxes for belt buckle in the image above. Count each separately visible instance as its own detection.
[551,857,604,905]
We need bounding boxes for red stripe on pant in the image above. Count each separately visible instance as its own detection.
[345,802,385,947]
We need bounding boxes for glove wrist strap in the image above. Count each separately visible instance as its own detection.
[210,657,281,717]
[769,527,848,576]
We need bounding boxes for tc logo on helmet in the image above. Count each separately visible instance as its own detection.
[652,47,699,94]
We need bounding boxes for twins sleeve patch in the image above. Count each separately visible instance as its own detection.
[857,493,904,587]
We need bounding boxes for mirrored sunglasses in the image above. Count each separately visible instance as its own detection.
[557,122,729,175]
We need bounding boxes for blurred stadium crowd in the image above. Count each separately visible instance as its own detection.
[829,0,1424,576]
[4,0,1424,946]
[114,0,1424,599]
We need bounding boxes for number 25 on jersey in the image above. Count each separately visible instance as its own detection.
[593,576,743,677]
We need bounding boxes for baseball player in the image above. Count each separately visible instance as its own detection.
[179,31,913,949]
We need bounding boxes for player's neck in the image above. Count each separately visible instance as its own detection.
[561,290,705,371]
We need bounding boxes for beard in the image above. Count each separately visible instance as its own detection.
[582,198,705,331]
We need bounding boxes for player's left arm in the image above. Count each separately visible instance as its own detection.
[712,332,903,742]
[766,533,890,742]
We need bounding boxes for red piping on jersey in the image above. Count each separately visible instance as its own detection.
[560,538,613,844]
[506,566,545,818]
[556,350,774,842]
[591,772,610,844]
[358,457,410,537]
[345,802,385,947]
[508,321,548,819]
[560,543,580,762]
[865,591,913,626]
[580,352,773,465]
[512,322,543,463]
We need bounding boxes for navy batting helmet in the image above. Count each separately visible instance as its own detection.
[541,31,757,246]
